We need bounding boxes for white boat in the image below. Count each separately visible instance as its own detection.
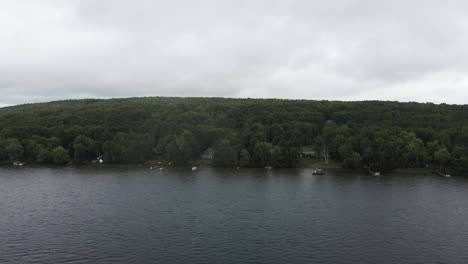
[312,168,323,175]
[13,161,24,166]
[192,166,198,171]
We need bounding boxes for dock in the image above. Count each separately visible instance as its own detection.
[435,170,451,177]
[368,168,381,176]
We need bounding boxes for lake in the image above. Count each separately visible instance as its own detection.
[1,166,467,264]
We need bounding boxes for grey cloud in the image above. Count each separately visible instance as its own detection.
[1,0,468,106]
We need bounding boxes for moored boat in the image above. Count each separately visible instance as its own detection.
[312,168,323,175]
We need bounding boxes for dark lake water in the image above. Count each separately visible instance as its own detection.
[1,166,468,264]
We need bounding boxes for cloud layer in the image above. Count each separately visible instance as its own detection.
[1,0,468,106]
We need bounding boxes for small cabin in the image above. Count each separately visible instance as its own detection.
[201,148,215,160]
[300,151,316,158]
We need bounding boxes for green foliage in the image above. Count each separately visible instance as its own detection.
[103,141,127,163]
[35,144,51,163]
[162,131,197,165]
[252,142,273,167]
[342,152,363,169]
[0,97,466,172]
[5,138,24,161]
[239,149,251,167]
[213,139,238,167]
[72,135,96,163]
[434,147,451,170]
[51,146,69,164]
[271,146,300,168]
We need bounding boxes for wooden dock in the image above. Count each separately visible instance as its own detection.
[435,170,451,177]
[368,168,381,176]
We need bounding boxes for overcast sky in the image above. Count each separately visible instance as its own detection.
[1,0,468,107]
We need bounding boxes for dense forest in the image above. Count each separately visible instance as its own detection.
[0,97,467,174]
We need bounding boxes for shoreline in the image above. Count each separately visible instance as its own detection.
[1,163,461,176]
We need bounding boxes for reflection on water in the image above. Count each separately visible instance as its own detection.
[1,165,467,264]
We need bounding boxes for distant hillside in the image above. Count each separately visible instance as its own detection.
[0,97,467,173]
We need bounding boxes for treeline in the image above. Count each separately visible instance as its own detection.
[0,97,467,173]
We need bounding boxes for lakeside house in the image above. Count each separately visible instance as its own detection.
[201,148,215,159]
[300,151,316,158]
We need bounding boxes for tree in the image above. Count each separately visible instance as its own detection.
[51,146,69,164]
[318,122,338,163]
[0,97,468,171]
[35,144,50,163]
[272,146,300,168]
[72,135,96,162]
[271,146,283,167]
[213,139,238,167]
[252,142,273,167]
[342,152,362,169]
[5,138,24,161]
[339,143,353,161]
[401,132,427,168]
[0,137,7,160]
[434,147,451,170]
[125,132,153,163]
[102,141,128,163]
[239,149,251,167]
[165,135,192,165]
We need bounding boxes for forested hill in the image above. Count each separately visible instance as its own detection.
[0,97,467,173]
